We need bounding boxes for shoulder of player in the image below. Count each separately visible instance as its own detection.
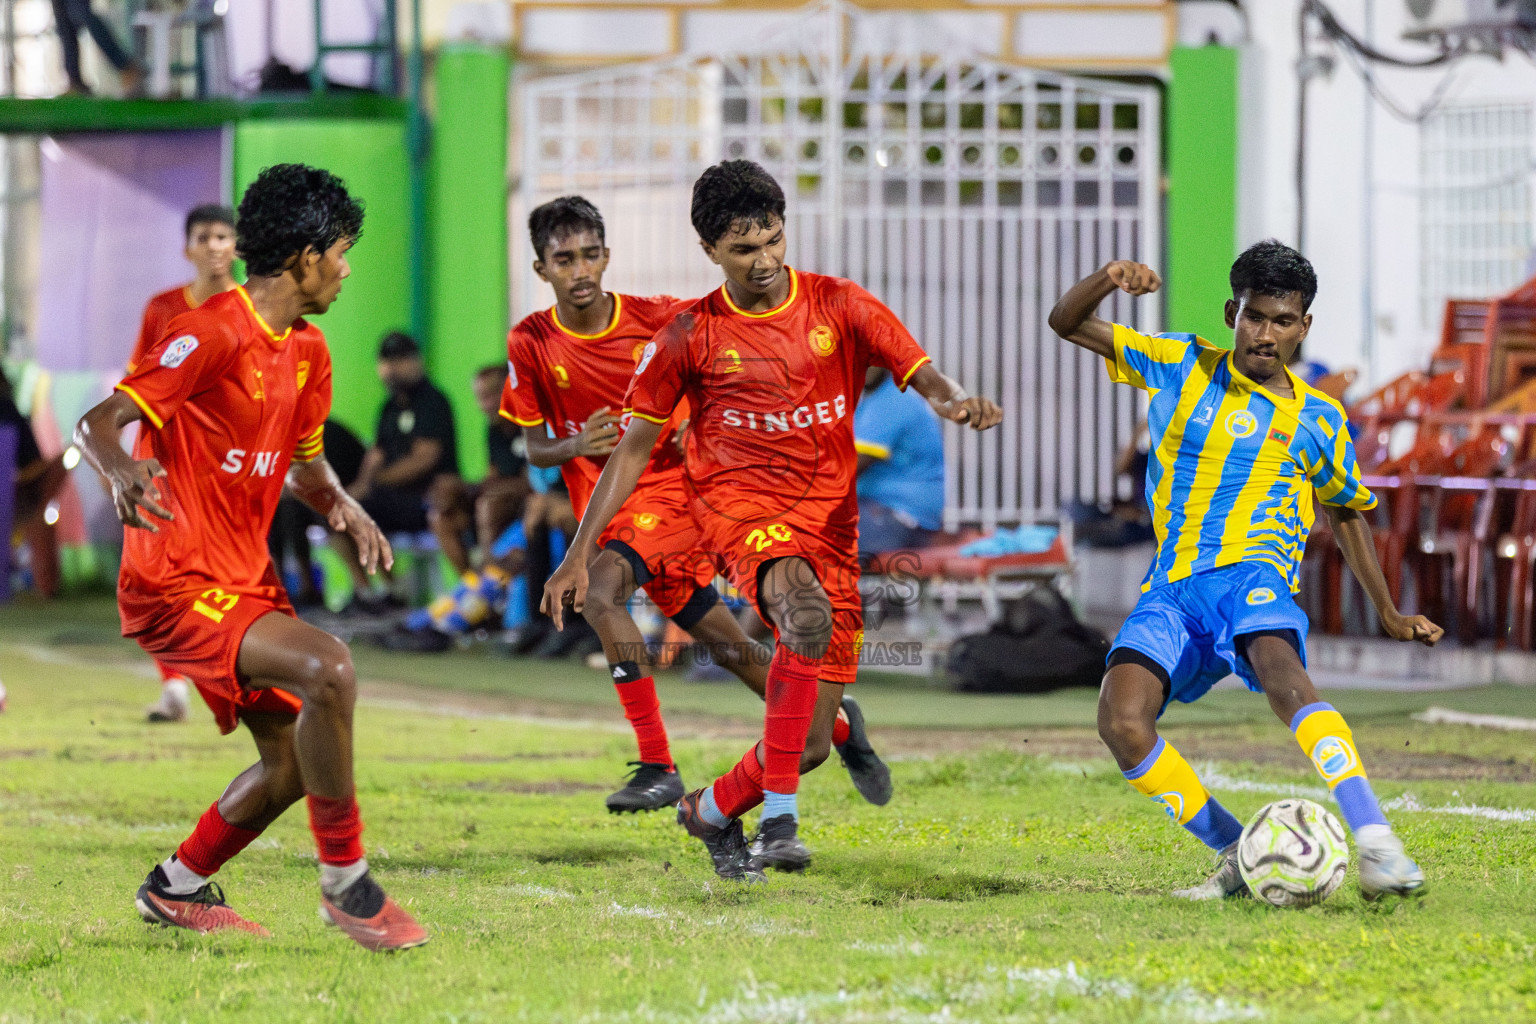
[619,293,697,328]
[148,283,192,312]
[510,308,557,342]
[1292,385,1350,439]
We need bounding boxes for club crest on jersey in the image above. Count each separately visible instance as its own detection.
[1153,791,1184,822]
[632,512,660,531]
[809,325,836,357]
[635,342,657,376]
[631,343,646,365]
[552,365,571,389]
[297,360,310,392]
[1310,736,1356,780]
[159,335,198,368]
[1246,587,1276,606]
[1225,409,1258,439]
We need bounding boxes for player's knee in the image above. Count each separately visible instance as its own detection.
[294,637,356,712]
[1097,699,1154,761]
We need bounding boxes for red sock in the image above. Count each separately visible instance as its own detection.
[762,645,822,795]
[712,743,766,818]
[615,676,673,766]
[832,710,850,747]
[306,793,365,866]
[175,802,261,878]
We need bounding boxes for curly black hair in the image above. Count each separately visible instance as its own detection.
[236,164,364,277]
[1230,239,1317,311]
[690,160,785,245]
[184,203,234,239]
[528,195,605,260]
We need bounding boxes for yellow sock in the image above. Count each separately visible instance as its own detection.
[1290,702,1387,829]
[1123,738,1243,850]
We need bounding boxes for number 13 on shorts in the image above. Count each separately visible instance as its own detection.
[744,523,793,552]
[193,588,241,624]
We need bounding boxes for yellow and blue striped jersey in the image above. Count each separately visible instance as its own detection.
[1106,324,1375,594]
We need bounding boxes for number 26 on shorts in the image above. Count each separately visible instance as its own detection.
[193,588,240,624]
[744,523,793,552]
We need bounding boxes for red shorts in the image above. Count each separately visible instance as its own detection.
[699,508,863,685]
[600,478,720,622]
[120,574,302,735]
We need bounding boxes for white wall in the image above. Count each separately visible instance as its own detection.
[1237,0,1536,391]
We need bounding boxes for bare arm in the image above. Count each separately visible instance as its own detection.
[1047,261,1162,358]
[523,407,620,469]
[372,437,444,488]
[74,391,173,532]
[288,454,393,574]
[539,416,663,628]
[1327,505,1443,645]
[906,364,1003,431]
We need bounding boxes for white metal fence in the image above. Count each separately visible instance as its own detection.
[516,0,1160,530]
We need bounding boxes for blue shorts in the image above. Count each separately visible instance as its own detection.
[1109,562,1309,712]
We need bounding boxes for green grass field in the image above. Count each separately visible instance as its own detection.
[3,599,1536,1023]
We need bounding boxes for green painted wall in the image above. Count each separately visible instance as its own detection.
[1167,46,1239,350]
[428,45,510,480]
[232,118,412,438]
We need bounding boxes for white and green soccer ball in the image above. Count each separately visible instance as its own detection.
[1237,798,1349,907]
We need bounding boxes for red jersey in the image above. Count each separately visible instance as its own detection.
[114,287,331,634]
[624,269,931,529]
[128,285,195,374]
[500,293,694,518]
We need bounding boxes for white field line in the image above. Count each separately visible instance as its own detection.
[1413,706,1536,732]
[1382,792,1536,823]
[595,961,1265,1023]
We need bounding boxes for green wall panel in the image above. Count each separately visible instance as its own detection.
[232,118,411,439]
[1167,46,1239,350]
[428,45,510,480]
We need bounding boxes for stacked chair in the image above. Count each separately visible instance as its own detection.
[1308,274,1536,646]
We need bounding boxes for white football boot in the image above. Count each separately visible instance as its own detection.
[146,677,191,723]
[1172,841,1249,900]
[1357,829,1426,900]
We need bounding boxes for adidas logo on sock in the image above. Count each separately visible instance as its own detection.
[612,666,625,679]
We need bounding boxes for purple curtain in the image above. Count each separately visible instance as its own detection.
[36,130,224,373]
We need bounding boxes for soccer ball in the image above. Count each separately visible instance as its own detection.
[1237,798,1349,907]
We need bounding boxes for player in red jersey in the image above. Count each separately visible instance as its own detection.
[130,204,240,724]
[75,164,427,951]
[544,162,1001,880]
[508,196,895,813]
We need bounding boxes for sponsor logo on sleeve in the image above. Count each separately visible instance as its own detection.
[1246,587,1276,606]
[159,335,199,368]
[635,341,657,376]
[507,359,518,389]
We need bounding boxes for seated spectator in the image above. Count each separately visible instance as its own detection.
[268,420,366,607]
[0,369,66,596]
[854,366,945,556]
[427,364,530,576]
[339,331,459,612]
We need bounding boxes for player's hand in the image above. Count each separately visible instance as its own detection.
[1106,261,1162,297]
[576,407,621,458]
[1383,612,1443,647]
[327,496,394,574]
[110,458,173,532]
[540,555,589,631]
[930,394,1003,432]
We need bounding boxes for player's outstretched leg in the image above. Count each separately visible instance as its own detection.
[687,603,892,806]
[239,613,429,950]
[583,548,686,813]
[1099,660,1246,899]
[1245,634,1425,900]
[146,662,191,723]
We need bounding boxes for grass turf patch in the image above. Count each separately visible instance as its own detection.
[0,603,1535,1021]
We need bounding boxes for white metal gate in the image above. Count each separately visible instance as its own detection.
[517,0,1161,530]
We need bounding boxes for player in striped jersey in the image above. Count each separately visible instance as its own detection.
[1049,240,1442,901]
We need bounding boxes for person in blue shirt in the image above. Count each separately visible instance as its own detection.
[854,367,945,555]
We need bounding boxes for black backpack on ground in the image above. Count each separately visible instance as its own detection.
[946,585,1109,694]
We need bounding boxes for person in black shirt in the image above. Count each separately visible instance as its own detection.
[427,363,530,576]
[336,332,460,608]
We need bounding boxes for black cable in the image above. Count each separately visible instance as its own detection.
[1304,0,1457,67]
